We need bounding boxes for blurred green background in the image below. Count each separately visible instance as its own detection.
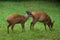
[0,0,60,40]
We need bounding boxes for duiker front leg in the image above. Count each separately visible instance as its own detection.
[30,19,37,31]
[7,24,11,33]
[30,22,34,31]
[11,24,15,33]
[21,23,25,32]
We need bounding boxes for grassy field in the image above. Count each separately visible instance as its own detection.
[0,1,60,40]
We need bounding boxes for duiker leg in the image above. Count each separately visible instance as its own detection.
[21,23,25,32]
[11,24,15,32]
[44,23,47,31]
[51,24,53,31]
[30,19,37,31]
[30,22,34,31]
[48,24,52,31]
[7,24,11,33]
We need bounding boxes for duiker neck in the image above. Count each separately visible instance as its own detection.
[24,13,29,21]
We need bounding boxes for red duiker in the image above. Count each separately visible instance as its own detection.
[26,11,54,31]
[7,13,30,33]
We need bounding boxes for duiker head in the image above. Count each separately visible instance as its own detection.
[26,11,31,16]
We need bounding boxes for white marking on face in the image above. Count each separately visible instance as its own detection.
[25,13,29,18]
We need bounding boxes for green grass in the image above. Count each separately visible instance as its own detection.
[0,1,60,40]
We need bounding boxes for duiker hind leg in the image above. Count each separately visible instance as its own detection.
[48,24,52,31]
[44,23,47,31]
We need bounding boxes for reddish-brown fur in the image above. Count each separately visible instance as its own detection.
[26,11,54,31]
[7,14,29,33]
